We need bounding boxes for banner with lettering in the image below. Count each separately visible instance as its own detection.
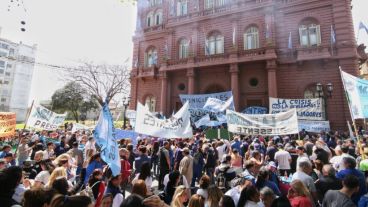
[341,70,368,119]
[179,91,233,122]
[226,109,299,135]
[135,101,193,138]
[0,112,16,138]
[298,120,330,133]
[242,106,268,114]
[26,103,67,130]
[269,97,324,120]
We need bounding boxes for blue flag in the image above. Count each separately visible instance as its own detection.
[94,102,121,176]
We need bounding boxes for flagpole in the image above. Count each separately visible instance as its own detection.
[14,100,34,156]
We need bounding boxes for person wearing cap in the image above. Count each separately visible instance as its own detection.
[4,153,15,167]
[179,148,193,186]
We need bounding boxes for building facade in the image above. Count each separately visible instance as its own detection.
[0,31,37,122]
[130,0,363,129]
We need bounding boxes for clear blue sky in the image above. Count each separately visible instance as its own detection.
[0,0,367,106]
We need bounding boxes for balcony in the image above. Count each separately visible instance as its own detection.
[132,66,159,79]
[164,47,269,70]
[143,24,164,33]
[296,46,331,62]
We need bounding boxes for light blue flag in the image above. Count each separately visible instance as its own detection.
[94,102,121,176]
[359,22,368,34]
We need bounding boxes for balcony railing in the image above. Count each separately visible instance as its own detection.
[143,24,164,33]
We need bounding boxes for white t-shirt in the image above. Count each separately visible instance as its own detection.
[225,186,241,206]
[330,153,354,171]
[274,150,291,170]
[35,171,51,185]
[196,188,208,199]
[84,141,96,157]
[291,171,316,193]
[216,145,227,161]
[132,174,153,192]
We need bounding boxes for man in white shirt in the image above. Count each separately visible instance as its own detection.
[274,144,292,175]
[225,176,253,206]
[291,160,317,205]
[84,137,96,159]
[330,145,354,172]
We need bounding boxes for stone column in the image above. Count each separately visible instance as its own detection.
[187,68,195,94]
[267,60,278,98]
[230,63,240,111]
[160,72,168,115]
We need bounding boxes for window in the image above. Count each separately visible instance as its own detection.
[0,69,3,74]
[217,0,227,7]
[249,78,259,87]
[147,12,154,27]
[1,98,6,102]
[0,43,9,50]
[7,64,11,69]
[244,26,259,50]
[299,23,321,47]
[0,51,7,57]
[9,48,14,57]
[149,0,162,7]
[5,72,10,76]
[206,33,224,55]
[145,47,158,67]
[205,0,214,9]
[179,39,189,59]
[145,96,156,112]
[177,0,188,16]
[0,61,5,68]
[155,11,163,25]
[4,81,9,84]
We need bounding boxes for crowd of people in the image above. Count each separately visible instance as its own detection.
[1,126,368,207]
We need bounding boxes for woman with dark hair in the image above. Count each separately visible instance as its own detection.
[196,175,210,199]
[237,185,261,207]
[120,194,145,207]
[88,169,105,207]
[23,188,55,207]
[164,171,180,204]
[219,195,236,207]
[0,166,23,207]
[52,177,69,195]
[151,141,160,176]
[133,161,153,193]
[255,168,281,196]
[49,194,92,207]
[84,153,104,184]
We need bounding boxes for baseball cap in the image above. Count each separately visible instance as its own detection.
[268,161,277,168]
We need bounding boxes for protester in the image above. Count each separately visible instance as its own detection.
[323,174,360,207]
[188,194,205,207]
[287,180,313,207]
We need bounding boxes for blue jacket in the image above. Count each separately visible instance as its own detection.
[337,168,367,204]
[134,154,151,173]
[84,160,104,184]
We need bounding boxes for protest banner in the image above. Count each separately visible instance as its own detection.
[72,123,91,132]
[135,101,193,138]
[226,109,299,136]
[269,97,324,120]
[242,106,268,114]
[341,70,368,120]
[180,91,233,122]
[94,101,121,176]
[203,96,234,112]
[26,103,67,130]
[0,112,16,138]
[298,120,330,133]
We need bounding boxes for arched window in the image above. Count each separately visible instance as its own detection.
[244,26,259,50]
[177,0,188,16]
[299,19,321,47]
[217,0,227,7]
[206,32,224,55]
[155,10,163,25]
[146,12,154,27]
[179,39,189,59]
[149,0,162,7]
[205,0,214,9]
[145,47,158,67]
[145,96,156,112]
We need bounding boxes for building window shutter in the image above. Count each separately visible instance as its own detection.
[299,26,308,47]
[177,2,182,16]
[216,36,224,54]
[316,24,321,46]
[144,53,148,67]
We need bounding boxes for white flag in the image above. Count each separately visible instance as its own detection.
[203,96,234,112]
[195,114,210,128]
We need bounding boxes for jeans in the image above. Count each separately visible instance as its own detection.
[191,167,203,187]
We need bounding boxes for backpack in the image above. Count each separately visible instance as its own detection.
[216,166,230,190]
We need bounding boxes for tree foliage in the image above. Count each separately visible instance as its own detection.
[51,82,99,123]
[65,62,131,106]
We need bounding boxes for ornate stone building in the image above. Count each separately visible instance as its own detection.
[130,0,363,129]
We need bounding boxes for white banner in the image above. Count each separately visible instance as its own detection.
[27,103,67,130]
[126,110,137,119]
[135,101,193,138]
[195,114,210,128]
[180,91,233,122]
[226,109,299,135]
[269,97,324,120]
[72,123,91,132]
[298,120,330,133]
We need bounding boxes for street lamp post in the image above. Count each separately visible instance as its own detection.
[122,96,131,129]
[316,82,333,120]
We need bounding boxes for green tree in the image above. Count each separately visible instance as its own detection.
[51,82,99,123]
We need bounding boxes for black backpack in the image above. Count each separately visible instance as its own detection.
[216,166,230,190]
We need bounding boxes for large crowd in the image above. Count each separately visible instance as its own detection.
[1,124,368,207]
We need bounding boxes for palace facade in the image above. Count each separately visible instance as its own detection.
[130,0,366,129]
